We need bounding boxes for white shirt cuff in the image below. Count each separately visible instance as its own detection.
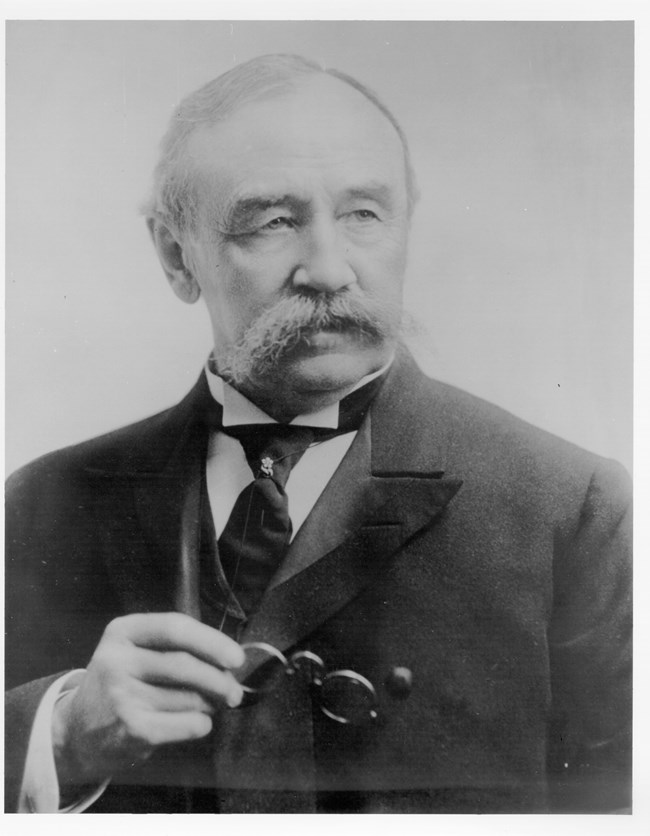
[18,670,110,813]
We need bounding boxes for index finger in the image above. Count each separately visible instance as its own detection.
[105,612,245,669]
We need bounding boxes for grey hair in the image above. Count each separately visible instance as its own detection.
[143,53,418,236]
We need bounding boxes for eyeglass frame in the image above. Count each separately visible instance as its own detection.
[235,641,380,725]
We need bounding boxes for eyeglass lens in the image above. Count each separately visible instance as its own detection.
[239,642,379,725]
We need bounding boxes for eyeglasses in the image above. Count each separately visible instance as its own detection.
[235,641,379,726]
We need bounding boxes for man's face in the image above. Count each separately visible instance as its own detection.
[180,74,410,413]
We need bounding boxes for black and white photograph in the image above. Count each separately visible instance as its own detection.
[4,8,638,821]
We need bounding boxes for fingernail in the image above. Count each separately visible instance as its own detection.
[227,687,243,708]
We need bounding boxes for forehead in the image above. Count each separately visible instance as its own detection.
[184,75,408,208]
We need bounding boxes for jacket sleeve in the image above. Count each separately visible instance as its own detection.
[547,458,632,812]
[5,462,60,811]
[4,460,108,812]
[5,674,64,812]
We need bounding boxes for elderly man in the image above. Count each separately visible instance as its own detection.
[5,54,631,814]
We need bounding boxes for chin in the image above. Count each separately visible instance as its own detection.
[276,347,389,395]
[243,339,395,418]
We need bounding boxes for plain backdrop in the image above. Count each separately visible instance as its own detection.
[5,20,633,476]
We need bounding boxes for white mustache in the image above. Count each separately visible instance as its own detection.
[217,291,403,384]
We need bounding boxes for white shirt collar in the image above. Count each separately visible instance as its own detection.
[205,358,392,429]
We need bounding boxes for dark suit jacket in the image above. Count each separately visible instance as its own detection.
[5,349,632,813]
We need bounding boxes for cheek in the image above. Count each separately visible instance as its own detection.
[212,258,289,336]
[357,233,408,295]
[193,251,252,331]
[222,241,296,297]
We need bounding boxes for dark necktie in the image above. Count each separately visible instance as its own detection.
[217,424,318,616]
[212,371,388,618]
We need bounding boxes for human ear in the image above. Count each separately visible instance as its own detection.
[146,217,201,304]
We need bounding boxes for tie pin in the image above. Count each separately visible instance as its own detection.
[260,457,274,477]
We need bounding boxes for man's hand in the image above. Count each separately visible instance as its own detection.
[51,613,245,788]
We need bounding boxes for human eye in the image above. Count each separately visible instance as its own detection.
[348,208,380,222]
[262,215,296,231]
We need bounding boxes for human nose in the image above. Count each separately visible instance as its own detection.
[291,217,357,293]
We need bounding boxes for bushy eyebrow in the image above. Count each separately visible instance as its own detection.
[223,182,395,231]
[344,184,393,206]
[224,195,297,231]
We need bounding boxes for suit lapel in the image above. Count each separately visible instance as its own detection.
[85,375,210,616]
[238,351,463,673]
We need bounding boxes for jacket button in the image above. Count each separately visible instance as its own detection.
[385,667,413,699]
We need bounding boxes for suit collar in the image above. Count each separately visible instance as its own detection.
[267,346,457,588]
[370,345,452,476]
